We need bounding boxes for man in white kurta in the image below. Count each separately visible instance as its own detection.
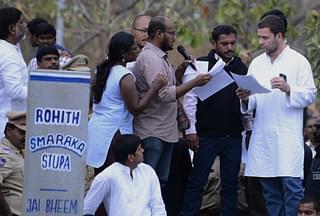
[237,15,316,216]
[0,8,28,137]
[83,134,166,216]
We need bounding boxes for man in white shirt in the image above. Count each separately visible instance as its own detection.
[0,7,28,137]
[83,134,166,216]
[236,15,316,215]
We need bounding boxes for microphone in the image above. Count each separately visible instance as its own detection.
[177,45,197,71]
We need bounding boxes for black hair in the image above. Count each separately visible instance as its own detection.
[113,134,141,164]
[36,46,60,62]
[0,7,22,39]
[35,23,56,37]
[300,195,320,212]
[132,14,151,28]
[212,25,237,42]
[260,9,287,31]
[147,16,166,39]
[92,31,135,103]
[258,15,286,37]
[27,17,48,34]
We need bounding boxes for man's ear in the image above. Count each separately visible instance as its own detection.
[6,127,14,137]
[8,24,16,35]
[156,29,164,39]
[127,154,134,162]
[211,40,216,49]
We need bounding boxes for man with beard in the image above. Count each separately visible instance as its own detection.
[0,7,28,137]
[133,16,211,192]
[236,15,316,215]
[0,112,26,216]
[180,25,249,216]
[131,15,151,49]
[36,46,60,70]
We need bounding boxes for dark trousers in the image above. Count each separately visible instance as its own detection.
[162,138,192,216]
[180,135,242,216]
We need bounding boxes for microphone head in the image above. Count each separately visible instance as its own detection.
[177,45,190,60]
[177,45,185,53]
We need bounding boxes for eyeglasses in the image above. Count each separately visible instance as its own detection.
[133,27,148,33]
[165,31,176,37]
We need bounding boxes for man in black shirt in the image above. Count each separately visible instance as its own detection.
[180,25,250,216]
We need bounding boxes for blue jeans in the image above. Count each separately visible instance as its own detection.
[142,137,174,187]
[180,135,242,216]
[260,177,303,216]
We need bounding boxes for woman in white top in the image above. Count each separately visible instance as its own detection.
[87,31,166,174]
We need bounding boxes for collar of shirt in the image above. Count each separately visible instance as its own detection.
[0,39,20,52]
[144,42,168,60]
[265,45,290,64]
[214,52,234,66]
[116,162,141,179]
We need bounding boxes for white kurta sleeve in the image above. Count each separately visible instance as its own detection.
[240,95,257,114]
[287,57,316,108]
[183,89,198,134]
[83,175,110,215]
[149,169,167,216]
[2,57,27,99]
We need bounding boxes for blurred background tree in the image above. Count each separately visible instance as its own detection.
[0,0,319,91]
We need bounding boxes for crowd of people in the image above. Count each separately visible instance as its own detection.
[0,5,319,216]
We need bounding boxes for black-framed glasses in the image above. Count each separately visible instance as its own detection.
[165,31,176,37]
[133,27,148,33]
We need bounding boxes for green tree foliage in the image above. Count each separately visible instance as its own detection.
[304,10,320,91]
[214,0,297,63]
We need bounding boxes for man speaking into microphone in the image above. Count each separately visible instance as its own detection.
[180,25,250,216]
[132,16,211,204]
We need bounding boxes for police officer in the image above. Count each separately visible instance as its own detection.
[0,112,26,216]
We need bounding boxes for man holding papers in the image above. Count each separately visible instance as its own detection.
[180,25,249,216]
[236,15,316,216]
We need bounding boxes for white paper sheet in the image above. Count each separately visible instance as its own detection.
[193,69,234,101]
[230,72,271,94]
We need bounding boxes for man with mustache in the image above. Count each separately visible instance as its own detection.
[36,46,60,70]
[131,15,151,50]
[0,7,28,137]
[236,15,316,215]
[0,112,26,216]
[180,25,249,216]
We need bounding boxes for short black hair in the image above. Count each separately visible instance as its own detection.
[0,7,22,39]
[212,25,237,42]
[113,134,141,164]
[258,15,286,36]
[36,46,60,62]
[300,195,320,212]
[27,17,48,34]
[147,16,166,39]
[35,23,56,37]
[260,9,287,31]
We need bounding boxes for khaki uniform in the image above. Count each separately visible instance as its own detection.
[0,137,24,216]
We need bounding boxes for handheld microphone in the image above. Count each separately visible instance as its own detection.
[177,45,197,71]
